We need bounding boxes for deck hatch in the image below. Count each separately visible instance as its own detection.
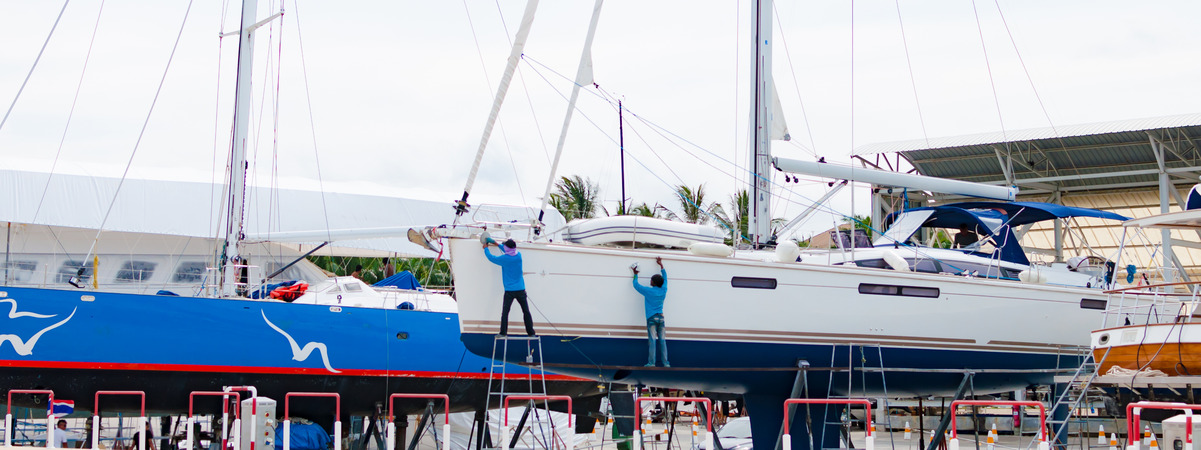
[858,283,940,298]
[731,276,777,289]
[1080,298,1107,310]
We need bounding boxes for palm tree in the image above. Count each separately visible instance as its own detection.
[627,202,661,218]
[662,184,720,224]
[714,189,750,244]
[548,175,602,221]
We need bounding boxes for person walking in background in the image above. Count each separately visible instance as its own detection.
[632,256,669,367]
[484,238,535,336]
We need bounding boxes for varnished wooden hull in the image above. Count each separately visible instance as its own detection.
[1092,323,1201,375]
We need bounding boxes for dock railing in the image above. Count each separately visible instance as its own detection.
[1124,401,1201,450]
[93,391,147,450]
[283,392,341,450]
[5,389,54,448]
[782,398,872,450]
[385,394,450,450]
[635,396,711,450]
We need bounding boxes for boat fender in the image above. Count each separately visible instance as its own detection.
[688,242,733,257]
[881,250,910,272]
[775,241,801,262]
[1017,268,1047,284]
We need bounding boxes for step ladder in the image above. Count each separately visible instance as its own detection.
[819,343,889,449]
[1032,347,1111,450]
[484,335,552,449]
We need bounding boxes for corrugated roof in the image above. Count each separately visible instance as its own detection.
[855,113,1201,155]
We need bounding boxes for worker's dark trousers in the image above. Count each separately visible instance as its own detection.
[499,289,535,336]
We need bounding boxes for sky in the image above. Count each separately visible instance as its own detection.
[1,0,1199,241]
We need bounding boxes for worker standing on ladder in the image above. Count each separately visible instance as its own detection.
[484,238,536,336]
[632,256,669,367]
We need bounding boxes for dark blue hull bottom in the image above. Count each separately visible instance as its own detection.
[463,333,1083,450]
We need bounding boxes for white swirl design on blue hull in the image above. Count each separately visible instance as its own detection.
[261,310,341,373]
[0,306,76,356]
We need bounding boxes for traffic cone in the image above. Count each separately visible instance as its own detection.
[1109,432,1118,450]
[904,422,912,440]
[1144,426,1153,446]
[1150,436,1159,449]
[1098,425,1107,445]
[987,425,997,450]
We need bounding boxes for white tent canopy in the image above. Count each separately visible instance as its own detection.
[0,169,564,258]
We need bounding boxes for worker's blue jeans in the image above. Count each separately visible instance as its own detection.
[646,314,669,367]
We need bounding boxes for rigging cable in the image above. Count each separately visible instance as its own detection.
[83,0,197,266]
[893,0,929,147]
[0,0,70,133]
[491,0,554,167]
[290,0,334,246]
[969,0,1010,156]
[210,0,234,273]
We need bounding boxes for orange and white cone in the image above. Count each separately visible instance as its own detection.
[1144,426,1153,446]
[1098,425,1107,445]
[986,425,997,450]
[904,422,912,440]
[1109,432,1119,450]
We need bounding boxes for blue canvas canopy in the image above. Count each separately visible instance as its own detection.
[373,270,423,290]
[881,201,1129,266]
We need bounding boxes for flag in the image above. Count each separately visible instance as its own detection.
[49,400,74,418]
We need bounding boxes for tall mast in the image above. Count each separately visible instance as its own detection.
[748,0,775,247]
[222,0,260,296]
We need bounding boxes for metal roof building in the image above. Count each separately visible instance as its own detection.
[853,113,1201,282]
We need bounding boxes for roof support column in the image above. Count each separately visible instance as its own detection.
[1049,189,1063,263]
[1153,136,1179,283]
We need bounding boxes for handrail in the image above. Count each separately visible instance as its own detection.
[385,394,451,450]
[634,396,713,450]
[186,391,240,450]
[1125,401,1201,449]
[502,395,574,450]
[5,389,54,448]
[223,386,257,450]
[782,398,873,450]
[93,391,147,450]
[949,400,1046,450]
[283,392,341,450]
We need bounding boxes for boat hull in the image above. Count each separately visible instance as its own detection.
[0,286,598,417]
[1092,323,1201,375]
[448,237,1113,395]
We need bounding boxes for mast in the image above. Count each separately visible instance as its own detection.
[619,99,626,214]
[748,0,774,248]
[222,0,260,296]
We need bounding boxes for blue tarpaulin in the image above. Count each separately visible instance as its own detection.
[274,420,331,450]
[374,271,423,290]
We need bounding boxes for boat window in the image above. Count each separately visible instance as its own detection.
[343,282,363,293]
[854,259,890,269]
[1080,298,1107,310]
[859,283,940,298]
[731,276,777,289]
[172,261,209,283]
[939,261,1017,279]
[115,261,157,283]
[2,261,37,283]
[911,259,941,274]
[55,260,93,284]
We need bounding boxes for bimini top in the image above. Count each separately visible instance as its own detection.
[879,201,1129,266]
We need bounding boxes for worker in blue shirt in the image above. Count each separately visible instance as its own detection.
[484,238,535,336]
[632,256,669,367]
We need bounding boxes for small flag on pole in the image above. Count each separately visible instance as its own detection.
[49,400,74,418]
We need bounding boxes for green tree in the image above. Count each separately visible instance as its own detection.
[548,175,602,221]
[843,214,873,239]
[627,202,662,218]
[307,256,452,288]
[661,184,721,224]
[713,189,750,244]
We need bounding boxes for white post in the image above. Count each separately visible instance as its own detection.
[6,413,13,446]
[333,420,342,450]
[93,415,102,450]
[185,417,194,450]
[949,438,959,450]
[385,422,396,450]
[283,420,291,450]
[704,429,713,450]
[865,435,875,450]
[501,421,510,450]
[783,434,792,450]
[231,418,242,450]
[632,427,640,450]
[565,423,575,450]
[139,417,147,450]
[47,408,55,449]
[441,423,450,450]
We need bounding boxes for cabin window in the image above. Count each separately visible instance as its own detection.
[115,261,157,283]
[859,283,940,298]
[55,260,93,284]
[1080,298,1107,310]
[2,261,37,283]
[343,282,363,293]
[731,276,777,289]
[172,262,209,283]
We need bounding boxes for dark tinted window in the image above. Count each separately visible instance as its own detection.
[116,261,157,283]
[2,261,37,283]
[172,261,208,283]
[1080,298,1107,310]
[55,260,93,283]
[731,277,777,289]
[859,283,939,298]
